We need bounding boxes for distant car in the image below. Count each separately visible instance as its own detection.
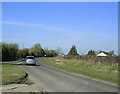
[25,56,36,65]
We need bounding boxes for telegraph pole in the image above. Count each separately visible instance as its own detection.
[22,44,24,49]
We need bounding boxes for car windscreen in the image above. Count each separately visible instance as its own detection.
[26,57,34,59]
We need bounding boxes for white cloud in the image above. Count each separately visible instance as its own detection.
[2,21,44,26]
[2,21,78,33]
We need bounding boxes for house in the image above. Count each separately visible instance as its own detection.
[97,52,107,56]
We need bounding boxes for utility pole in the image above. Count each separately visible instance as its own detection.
[22,44,24,49]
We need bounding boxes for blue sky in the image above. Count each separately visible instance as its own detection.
[2,2,118,55]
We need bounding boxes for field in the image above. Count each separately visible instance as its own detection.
[2,64,26,85]
[41,57,118,84]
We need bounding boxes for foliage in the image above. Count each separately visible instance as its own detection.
[87,50,95,55]
[2,43,18,61]
[22,48,29,58]
[29,48,35,56]
[44,48,58,57]
[49,50,58,57]
[17,48,29,58]
[29,43,45,57]
[67,45,79,56]
[17,49,23,58]
[2,42,116,61]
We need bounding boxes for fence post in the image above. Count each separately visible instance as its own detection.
[100,57,103,63]
[94,56,96,63]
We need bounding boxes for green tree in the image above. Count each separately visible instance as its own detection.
[29,43,45,57]
[44,48,58,57]
[29,48,35,56]
[2,43,18,61]
[2,43,9,61]
[49,50,58,57]
[44,48,50,57]
[67,45,79,56]
[87,50,95,55]
[22,48,29,58]
[9,43,18,60]
[17,49,23,58]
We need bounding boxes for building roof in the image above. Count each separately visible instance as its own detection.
[97,52,107,56]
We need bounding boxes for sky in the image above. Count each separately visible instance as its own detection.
[2,2,118,55]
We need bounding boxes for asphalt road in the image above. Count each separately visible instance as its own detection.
[22,58,118,92]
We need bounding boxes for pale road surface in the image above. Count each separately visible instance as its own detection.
[22,58,118,92]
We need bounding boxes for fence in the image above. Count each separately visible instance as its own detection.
[59,55,120,64]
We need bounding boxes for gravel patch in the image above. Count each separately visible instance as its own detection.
[2,75,47,93]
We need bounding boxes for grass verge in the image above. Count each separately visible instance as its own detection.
[41,57,118,84]
[1,58,24,64]
[2,64,26,85]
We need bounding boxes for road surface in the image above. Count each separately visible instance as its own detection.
[22,58,118,92]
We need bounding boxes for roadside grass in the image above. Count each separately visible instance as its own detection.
[1,58,24,64]
[41,57,118,84]
[2,64,26,85]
